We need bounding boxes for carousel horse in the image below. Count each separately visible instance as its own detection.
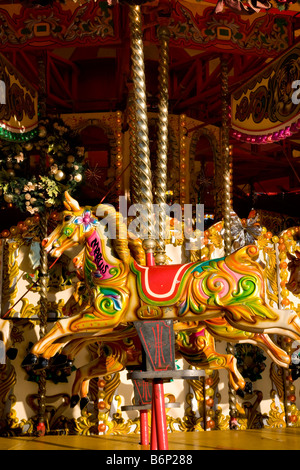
[286,251,300,296]
[67,321,245,409]
[55,227,295,407]
[22,192,300,372]
[283,249,300,380]
[66,316,294,409]
[44,268,292,407]
[44,278,292,408]
[52,283,292,407]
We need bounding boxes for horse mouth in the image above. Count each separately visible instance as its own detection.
[49,248,62,258]
[49,238,76,258]
[42,238,53,254]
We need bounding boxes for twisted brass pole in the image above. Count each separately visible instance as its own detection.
[221,54,237,428]
[154,25,170,266]
[36,54,49,434]
[127,87,140,205]
[221,56,231,257]
[129,5,155,259]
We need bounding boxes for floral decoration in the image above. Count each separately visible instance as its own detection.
[0,117,85,214]
[74,210,98,232]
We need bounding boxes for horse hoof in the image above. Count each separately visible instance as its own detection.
[51,354,71,368]
[291,368,300,381]
[236,388,245,398]
[80,397,90,410]
[6,348,18,360]
[21,353,38,368]
[70,395,80,408]
[33,357,49,371]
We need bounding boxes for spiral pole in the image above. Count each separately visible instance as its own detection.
[154,25,170,266]
[129,5,155,261]
[221,54,237,428]
[36,54,49,434]
[127,86,140,205]
[221,55,232,257]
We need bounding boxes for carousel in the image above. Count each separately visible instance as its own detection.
[0,0,300,452]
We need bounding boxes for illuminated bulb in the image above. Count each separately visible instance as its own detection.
[25,142,33,151]
[54,170,65,181]
[4,194,13,203]
[74,173,83,183]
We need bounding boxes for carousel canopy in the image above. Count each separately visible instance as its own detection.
[0,0,300,220]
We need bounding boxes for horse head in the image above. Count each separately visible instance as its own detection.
[286,251,300,296]
[42,191,95,258]
[43,190,132,290]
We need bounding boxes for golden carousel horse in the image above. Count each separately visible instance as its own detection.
[61,316,292,409]
[53,281,292,408]
[21,192,300,400]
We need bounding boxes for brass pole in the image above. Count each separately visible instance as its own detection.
[221,54,237,428]
[221,55,232,257]
[127,85,140,205]
[129,5,155,260]
[36,54,49,434]
[154,25,170,266]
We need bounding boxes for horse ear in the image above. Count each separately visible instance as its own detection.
[64,191,81,212]
[287,251,296,261]
[64,200,71,210]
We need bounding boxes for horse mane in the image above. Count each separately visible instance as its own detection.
[94,204,131,264]
[127,233,146,266]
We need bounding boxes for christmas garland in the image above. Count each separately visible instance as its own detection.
[0,116,85,214]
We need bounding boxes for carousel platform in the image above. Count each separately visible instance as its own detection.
[0,428,300,451]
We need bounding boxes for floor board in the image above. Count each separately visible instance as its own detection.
[0,428,299,451]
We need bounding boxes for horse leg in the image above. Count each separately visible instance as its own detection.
[226,308,300,340]
[51,337,102,369]
[21,312,114,369]
[201,341,245,391]
[30,318,74,357]
[243,333,291,367]
[177,328,245,391]
[0,319,10,347]
[0,319,17,360]
[70,346,126,409]
[204,319,291,368]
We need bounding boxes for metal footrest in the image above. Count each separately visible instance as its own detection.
[121,402,180,411]
[128,369,203,381]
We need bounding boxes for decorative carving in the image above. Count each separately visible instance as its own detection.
[0,3,117,49]
[149,4,291,56]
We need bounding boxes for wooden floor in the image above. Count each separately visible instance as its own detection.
[0,428,300,450]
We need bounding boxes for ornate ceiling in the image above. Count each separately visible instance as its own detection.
[0,0,300,218]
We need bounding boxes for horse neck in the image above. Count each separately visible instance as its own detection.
[84,225,125,282]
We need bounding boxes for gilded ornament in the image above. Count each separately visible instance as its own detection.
[54,170,65,181]
[74,173,83,183]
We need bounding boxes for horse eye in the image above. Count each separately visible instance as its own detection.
[64,215,72,222]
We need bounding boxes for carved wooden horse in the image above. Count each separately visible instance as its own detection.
[66,317,293,409]
[22,192,300,371]
[48,216,293,407]
[43,279,292,408]
[48,266,292,408]
[286,251,300,296]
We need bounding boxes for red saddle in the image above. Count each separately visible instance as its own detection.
[131,260,194,303]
